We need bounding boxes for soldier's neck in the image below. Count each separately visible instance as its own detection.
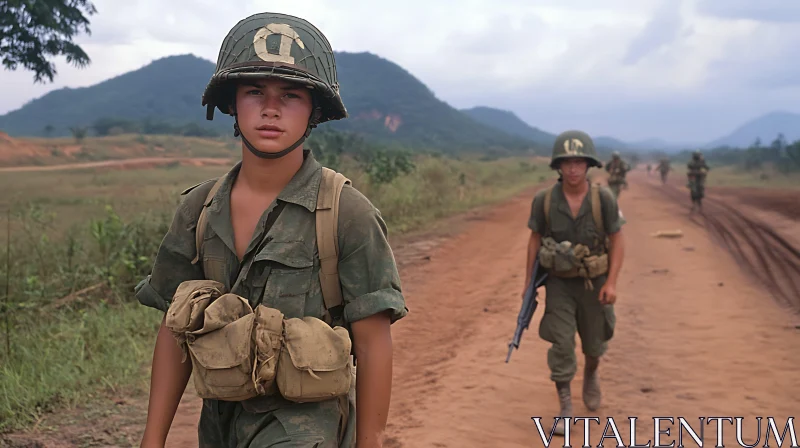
[561,178,589,196]
[237,146,304,195]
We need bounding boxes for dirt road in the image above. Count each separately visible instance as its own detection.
[4,174,798,447]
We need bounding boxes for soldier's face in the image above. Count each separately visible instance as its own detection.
[234,79,314,153]
[560,158,589,185]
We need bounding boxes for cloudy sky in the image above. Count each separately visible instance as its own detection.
[2,0,799,144]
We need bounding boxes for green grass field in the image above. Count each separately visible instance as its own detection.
[0,148,553,431]
[705,164,800,189]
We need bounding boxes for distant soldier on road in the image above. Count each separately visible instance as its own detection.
[647,164,652,176]
[656,157,671,184]
[524,130,626,436]
[604,151,630,198]
[687,150,710,212]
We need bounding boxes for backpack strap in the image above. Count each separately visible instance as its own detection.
[590,183,604,235]
[316,167,351,324]
[191,175,227,265]
[543,184,554,236]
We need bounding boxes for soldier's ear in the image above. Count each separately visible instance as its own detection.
[226,83,240,116]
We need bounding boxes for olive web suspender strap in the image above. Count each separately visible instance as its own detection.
[316,167,351,324]
[590,183,604,235]
[192,175,227,265]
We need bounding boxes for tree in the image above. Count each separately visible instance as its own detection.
[770,133,787,158]
[0,0,98,83]
[69,125,86,142]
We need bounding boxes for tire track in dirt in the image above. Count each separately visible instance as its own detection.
[648,177,800,314]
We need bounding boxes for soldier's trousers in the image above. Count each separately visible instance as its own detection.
[608,182,623,199]
[198,395,350,448]
[688,179,705,202]
[538,276,616,383]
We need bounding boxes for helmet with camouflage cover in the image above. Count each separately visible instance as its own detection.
[550,130,603,169]
[692,150,703,160]
[611,151,621,159]
[202,13,347,159]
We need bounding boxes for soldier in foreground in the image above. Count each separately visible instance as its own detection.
[687,150,710,212]
[524,131,626,436]
[656,157,671,184]
[134,13,407,447]
[604,151,630,198]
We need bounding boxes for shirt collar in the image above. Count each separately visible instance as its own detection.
[209,149,322,213]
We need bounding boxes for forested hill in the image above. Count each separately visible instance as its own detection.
[0,53,536,153]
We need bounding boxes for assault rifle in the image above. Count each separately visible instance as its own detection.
[505,253,548,363]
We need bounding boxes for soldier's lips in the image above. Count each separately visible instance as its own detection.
[256,129,284,139]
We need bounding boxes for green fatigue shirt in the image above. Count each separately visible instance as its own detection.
[527,182,626,253]
[135,151,408,426]
[687,159,710,179]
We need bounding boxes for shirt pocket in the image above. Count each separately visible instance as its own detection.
[201,227,230,287]
[548,217,571,242]
[255,240,314,319]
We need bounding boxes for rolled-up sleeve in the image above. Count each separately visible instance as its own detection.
[336,186,408,324]
[527,189,547,233]
[135,198,204,313]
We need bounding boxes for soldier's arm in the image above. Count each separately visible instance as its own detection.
[135,198,204,447]
[336,186,407,447]
[526,231,541,288]
[606,230,625,288]
[525,191,546,287]
[601,188,626,290]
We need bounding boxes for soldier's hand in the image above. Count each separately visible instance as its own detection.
[599,283,617,305]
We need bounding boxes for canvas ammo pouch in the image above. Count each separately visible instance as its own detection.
[165,280,226,361]
[539,238,608,281]
[583,254,608,278]
[167,280,259,401]
[167,280,353,403]
[185,293,258,401]
[539,238,585,274]
[538,237,557,270]
[252,305,285,396]
[276,316,354,403]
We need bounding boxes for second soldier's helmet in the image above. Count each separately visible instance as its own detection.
[550,130,603,169]
[612,151,621,159]
[201,13,347,125]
